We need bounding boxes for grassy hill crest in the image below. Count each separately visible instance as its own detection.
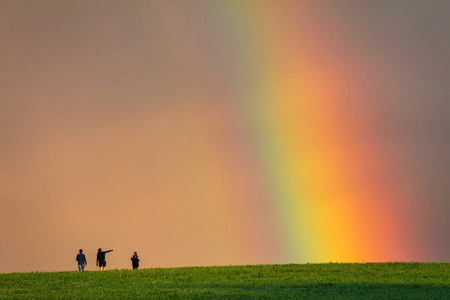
[1,263,449,299]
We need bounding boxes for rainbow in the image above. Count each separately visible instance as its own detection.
[180,1,420,264]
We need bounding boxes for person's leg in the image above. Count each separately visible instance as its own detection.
[78,265,82,271]
[81,264,85,271]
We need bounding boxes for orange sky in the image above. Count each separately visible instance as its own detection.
[1,1,449,273]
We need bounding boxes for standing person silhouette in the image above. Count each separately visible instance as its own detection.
[96,248,114,270]
[76,249,87,271]
[131,252,140,270]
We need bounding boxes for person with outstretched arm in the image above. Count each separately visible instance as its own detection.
[76,249,87,271]
[96,248,114,270]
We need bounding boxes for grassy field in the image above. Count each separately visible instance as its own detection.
[1,263,449,299]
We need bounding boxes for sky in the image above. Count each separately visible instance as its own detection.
[0,0,449,273]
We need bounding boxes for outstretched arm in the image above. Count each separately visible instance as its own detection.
[105,249,114,253]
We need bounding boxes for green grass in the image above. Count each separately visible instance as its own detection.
[1,263,449,299]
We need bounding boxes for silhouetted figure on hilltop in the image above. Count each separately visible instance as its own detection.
[76,249,87,271]
[96,248,114,270]
[131,252,140,269]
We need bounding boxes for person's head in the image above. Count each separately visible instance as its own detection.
[133,251,138,258]
[79,249,83,253]
[98,248,102,252]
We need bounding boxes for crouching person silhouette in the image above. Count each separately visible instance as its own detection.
[96,248,114,270]
[76,249,87,271]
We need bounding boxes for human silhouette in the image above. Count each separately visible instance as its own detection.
[76,249,87,271]
[131,252,140,269]
[96,248,114,270]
